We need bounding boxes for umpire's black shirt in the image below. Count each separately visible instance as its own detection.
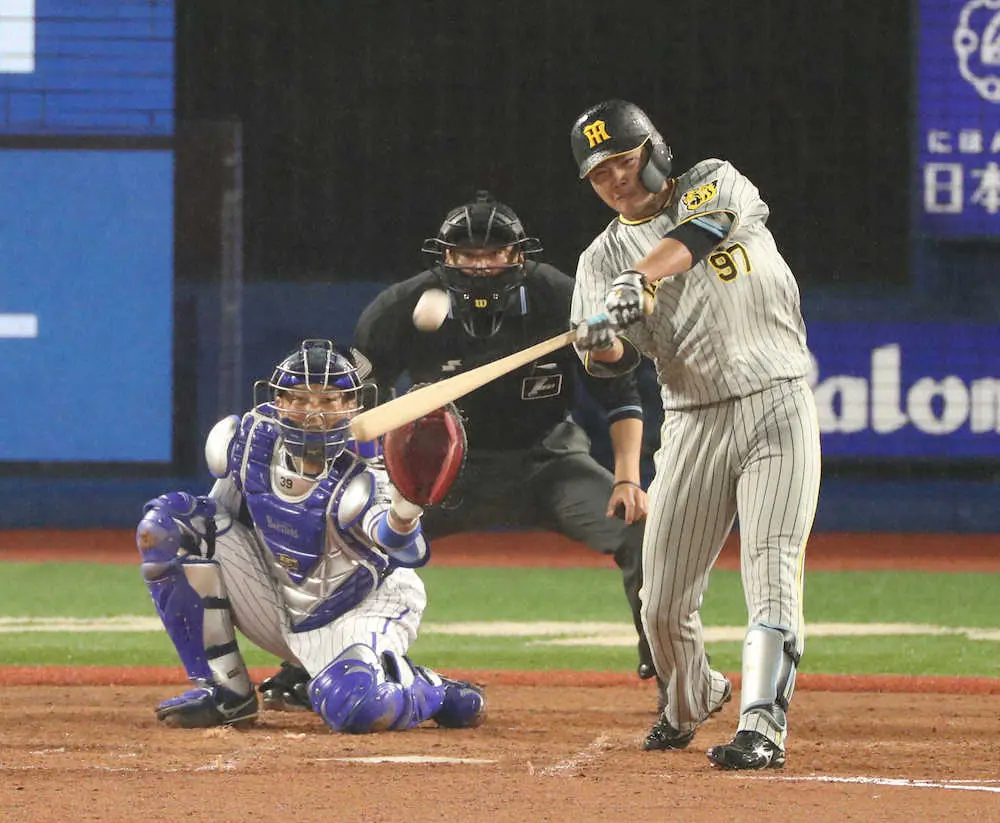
[353,262,643,451]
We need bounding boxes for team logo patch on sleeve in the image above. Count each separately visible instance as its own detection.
[521,374,563,400]
[681,180,718,210]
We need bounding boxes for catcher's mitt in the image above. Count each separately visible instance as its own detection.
[382,402,467,506]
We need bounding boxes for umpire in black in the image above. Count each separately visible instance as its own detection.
[259,191,664,712]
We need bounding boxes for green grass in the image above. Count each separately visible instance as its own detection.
[0,562,998,677]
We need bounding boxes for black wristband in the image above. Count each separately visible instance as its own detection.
[613,480,642,490]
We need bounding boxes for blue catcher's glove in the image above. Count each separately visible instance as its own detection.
[605,269,648,329]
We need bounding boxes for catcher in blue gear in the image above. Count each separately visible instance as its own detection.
[137,339,483,733]
[259,192,665,714]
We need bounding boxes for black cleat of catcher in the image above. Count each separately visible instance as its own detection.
[156,685,258,729]
[259,662,312,712]
[707,730,786,770]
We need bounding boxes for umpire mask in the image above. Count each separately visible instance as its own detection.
[421,191,542,338]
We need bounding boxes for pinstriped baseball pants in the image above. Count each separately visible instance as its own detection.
[641,378,821,736]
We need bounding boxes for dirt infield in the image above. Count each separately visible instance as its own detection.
[1,529,999,821]
[1,684,997,822]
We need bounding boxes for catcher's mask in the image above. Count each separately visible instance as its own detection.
[254,339,376,475]
[570,99,673,195]
[421,190,542,339]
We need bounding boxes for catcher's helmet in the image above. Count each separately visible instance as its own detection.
[255,339,375,473]
[570,99,673,194]
[421,191,542,339]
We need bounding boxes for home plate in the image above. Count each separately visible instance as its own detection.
[319,755,496,765]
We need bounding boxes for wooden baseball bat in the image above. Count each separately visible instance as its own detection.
[349,328,576,442]
[349,290,655,443]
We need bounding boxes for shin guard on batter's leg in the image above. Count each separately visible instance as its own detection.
[737,623,799,747]
[138,495,256,727]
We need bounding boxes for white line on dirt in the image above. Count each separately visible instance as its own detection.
[318,755,495,764]
[533,734,612,777]
[1,617,998,644]
[762,775,1000,793]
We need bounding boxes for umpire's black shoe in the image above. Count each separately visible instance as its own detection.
[643,716,696,750]
[259,662,312,712]
[707,731,786,770]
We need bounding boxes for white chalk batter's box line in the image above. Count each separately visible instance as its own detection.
[758,775,1000,794]
[4,753,999,791]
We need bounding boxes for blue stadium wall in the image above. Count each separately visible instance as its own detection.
[2,278,997,533]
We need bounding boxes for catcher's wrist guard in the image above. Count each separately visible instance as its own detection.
[388,485,423,530]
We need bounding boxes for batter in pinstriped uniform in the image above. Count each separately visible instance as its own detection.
[569,100,821,770]
[136,339,485,734]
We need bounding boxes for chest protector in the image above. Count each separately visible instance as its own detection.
[230,412,390,632]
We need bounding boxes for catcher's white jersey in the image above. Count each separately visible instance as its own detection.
[572,158,812,409]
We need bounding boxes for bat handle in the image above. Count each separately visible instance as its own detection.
[577,289,656,338]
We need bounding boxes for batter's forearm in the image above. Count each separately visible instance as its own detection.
[632,236,695,283]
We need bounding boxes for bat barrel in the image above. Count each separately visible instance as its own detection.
[348,329,577,442]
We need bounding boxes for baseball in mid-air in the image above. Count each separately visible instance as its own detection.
[412,288,451,332]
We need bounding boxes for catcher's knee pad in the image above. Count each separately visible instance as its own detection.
[740,624,799,718]
[137,492,220,567]
[309,644,412,734]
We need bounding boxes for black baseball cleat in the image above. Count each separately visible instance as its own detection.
[258,662,312,712]
[643,716,696,750]
[643,677,731,751]
[707,730,786,770]
[156,685,258,729]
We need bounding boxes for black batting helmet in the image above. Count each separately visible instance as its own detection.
[570,99,673,194]
[421,191,542,338]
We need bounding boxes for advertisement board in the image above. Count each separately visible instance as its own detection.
[917,0,1000,237]
[809,322,999,458]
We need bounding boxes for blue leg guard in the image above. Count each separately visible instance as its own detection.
[412,665,488,729]
[309,644,414,733]
[137,494,252,704]
[308,645,486,734]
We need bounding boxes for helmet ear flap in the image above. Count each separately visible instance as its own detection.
[639,133,673,194]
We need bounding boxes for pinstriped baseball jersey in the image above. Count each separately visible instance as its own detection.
[572,154,822,756]
[571,159,812,408]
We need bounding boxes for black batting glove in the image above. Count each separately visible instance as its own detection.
[605,269,647,329]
